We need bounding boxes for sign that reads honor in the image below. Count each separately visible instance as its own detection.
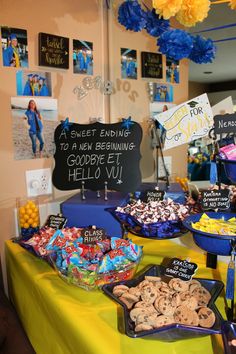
[155,93,213,150]
[52,121,142,192]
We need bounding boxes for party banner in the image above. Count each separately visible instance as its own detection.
[154,93,213,150]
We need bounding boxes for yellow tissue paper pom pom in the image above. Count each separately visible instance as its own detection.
[229,0,236,9]
[176,0,210,27]
[152,0,183,19]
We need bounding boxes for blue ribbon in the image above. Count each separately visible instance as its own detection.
[192,22,236,34]
[213,36,236,43]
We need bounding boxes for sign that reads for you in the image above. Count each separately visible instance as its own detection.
[155,93,213,150]
[201,189,230,210]
[52,121,142,192]
[165,258,198,282]
[214,113,236,134]
[38,32,69,69]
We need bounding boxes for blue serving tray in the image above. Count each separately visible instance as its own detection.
[102,265,224,341]
[222,321,236,354]
[183,212,236,256]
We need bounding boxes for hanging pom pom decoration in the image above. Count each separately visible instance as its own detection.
[229,0,236,10]
[157,29,193,61]
[152,0,183,19]
[118,0,147,32]
[176,0,210,27]
[189,35,216,64]
[145,9,170,37]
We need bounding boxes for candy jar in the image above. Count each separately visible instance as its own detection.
[16,197,40,239]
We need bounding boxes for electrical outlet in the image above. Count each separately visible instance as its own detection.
[26,168,52,197]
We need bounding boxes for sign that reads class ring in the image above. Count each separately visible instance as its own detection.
[52,120,142,193]
[154,93,213,150]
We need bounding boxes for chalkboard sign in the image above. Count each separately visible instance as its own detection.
[141,52,162,79]
[141,190,165,203]
[214,113,236,134]
[201,189,230,210]
[44,214,67,229]
[52,121,142,192]
[81,227,106,244]
[38,32,69,69]
[165,258,198,281]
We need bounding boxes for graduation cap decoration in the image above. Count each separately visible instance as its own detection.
[187,101,198,108]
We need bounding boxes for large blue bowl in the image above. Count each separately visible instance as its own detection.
[183,212,236,256]
[220,158,236,183]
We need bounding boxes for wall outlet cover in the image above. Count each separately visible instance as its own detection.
[26,168,52,197]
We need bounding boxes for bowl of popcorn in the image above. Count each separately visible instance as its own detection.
[183,212,236,256]
[103,265,224,341]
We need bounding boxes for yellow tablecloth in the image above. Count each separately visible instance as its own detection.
[5,235,228,354]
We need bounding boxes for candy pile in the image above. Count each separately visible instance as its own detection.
[20,228,143,289]
[191,213,236,235]
[116,199,190,224]
[18,200,40,237]
[209,184,236,205]
[112,276,215,332]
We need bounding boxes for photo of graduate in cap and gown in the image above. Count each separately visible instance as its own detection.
[166,58,180,84]
[121,48,137,80]
[73,40,93,75]
[16,71,52,96]
[153,84,174,103]
[1,27,28,67]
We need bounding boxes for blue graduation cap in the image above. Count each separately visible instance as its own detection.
[27,74,33,78]
[10,33,17,40]
[32,74,39,78]
[39,76,46,81]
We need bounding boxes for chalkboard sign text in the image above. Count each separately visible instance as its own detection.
[81,227,106,244]
[52,121,142,192]
[141,52,162,79]
[44,214,67,229]
[38,32,69,69]
[201,189,230,210]
[142,190,165,203]
[214,113,236,134]
[165,258,198,281]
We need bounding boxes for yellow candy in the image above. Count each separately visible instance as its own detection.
[32,222,38,228]
[28,218,33,225]
[23,223,29,228]
[26,208,33,216]
[19,207,26,215]
[23,214,29,221]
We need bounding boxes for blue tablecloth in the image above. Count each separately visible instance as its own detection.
[61,191,128,237]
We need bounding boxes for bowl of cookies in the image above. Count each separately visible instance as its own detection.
[102,265,224,341]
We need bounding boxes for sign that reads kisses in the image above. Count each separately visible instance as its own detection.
[52,120,142,192]
[165,258,198,281]
[81,227,106,244]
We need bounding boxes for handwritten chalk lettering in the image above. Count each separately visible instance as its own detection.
[201,189,230,210]
[52,121,142,192]
[214,114,236,134]
[164,258,198,281]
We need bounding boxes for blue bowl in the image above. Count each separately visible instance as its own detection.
[222,321,236,354]
[103,265,224,342]
[220,159,236,183]
[183,212,236,256]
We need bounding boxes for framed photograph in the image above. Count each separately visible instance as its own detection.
[1,26,28,68]
[11,97,58,160]
[73,40,93,75]
[153,84,174,103]
[38,32,69,69]
[16,70,52,96]
[141,52,162,79]
[166,57,180,84]
[121,48,137,80]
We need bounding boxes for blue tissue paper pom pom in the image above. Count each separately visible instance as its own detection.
[118,0,147,32]
[145,9,170,37]
[158,29,193,61]
[189,35,216,64]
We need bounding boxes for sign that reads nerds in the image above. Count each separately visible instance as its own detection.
[52,120,142,192]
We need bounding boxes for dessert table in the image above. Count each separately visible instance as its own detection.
[5,235,227,354]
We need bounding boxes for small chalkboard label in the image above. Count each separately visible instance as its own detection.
[142,190,165,203]
[201,189,230,210]
[141,52,163,79]
[38,32,69,69]
[165,258,198,281]
[81,227,106,244]
[44,214,67,229]
[52,121,142,192]
[214,113,236,134]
